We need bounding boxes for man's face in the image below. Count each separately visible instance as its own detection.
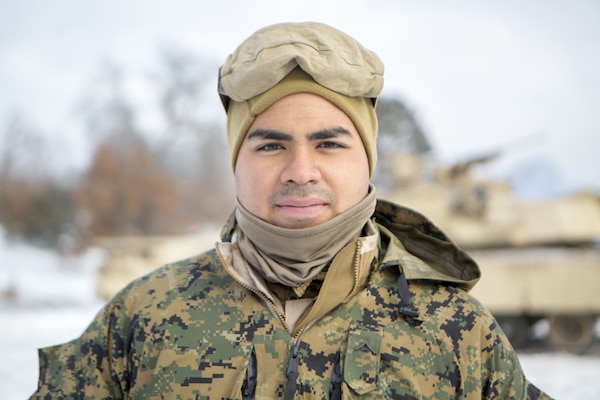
[235,93,370,229]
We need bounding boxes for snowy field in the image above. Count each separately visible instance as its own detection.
[1,235,600,399]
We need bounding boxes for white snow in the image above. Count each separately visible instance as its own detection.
[1,231,599,399]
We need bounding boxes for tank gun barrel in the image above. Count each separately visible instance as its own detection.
[448,150,501,178]
[448,131,547,179]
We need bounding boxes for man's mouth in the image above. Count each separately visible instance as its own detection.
[276,198,328,217]
[277,198,326,208]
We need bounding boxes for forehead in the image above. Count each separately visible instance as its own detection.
[249,93,358,134]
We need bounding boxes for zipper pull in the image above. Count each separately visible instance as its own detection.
[283,343,300,400]
[242,347,256,399]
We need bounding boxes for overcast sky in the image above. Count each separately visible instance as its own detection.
[1,0,599,194]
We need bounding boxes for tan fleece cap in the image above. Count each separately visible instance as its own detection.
[218,22,385,176]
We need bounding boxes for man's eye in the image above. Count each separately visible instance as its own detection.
[319,141,345,149]
[257,143,283,151]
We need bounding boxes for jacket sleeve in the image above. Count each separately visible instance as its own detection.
[471,304,555,400]
[29,301,130,399]
[423,283,554,400]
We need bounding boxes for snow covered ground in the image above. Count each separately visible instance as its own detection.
[1,234,599,399]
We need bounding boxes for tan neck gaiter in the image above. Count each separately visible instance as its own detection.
[235,185,377,288]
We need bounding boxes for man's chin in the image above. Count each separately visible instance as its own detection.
[274,215,327,230]
[271,206,332,229]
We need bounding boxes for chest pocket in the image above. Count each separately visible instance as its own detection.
[343,326,382,395]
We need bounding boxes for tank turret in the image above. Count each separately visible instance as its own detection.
[382,151,600,352]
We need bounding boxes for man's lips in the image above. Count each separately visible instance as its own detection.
[275,199,329,218]
[276,198,327,208]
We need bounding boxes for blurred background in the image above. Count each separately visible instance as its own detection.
[1,1,599,398]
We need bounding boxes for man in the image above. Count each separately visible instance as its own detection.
[31,22,552,399]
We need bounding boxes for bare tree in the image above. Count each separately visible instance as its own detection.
[76,140,181,236]
[149,46,234,224]
[0,114,78,247]
[373,97,433,190]
[75,47,233,237]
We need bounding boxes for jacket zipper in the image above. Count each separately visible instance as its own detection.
[348,240,363,300]
[216,245,294,334]
[217,246,308,398]
[217,242,364,398]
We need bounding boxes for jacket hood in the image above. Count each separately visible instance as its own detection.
[374,198,481,291]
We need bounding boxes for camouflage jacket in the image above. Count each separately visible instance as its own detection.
[31,199,552,399]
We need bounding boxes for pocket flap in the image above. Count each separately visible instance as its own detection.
[343,327,382,394]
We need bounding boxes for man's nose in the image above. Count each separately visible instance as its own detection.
[280,148,321,185]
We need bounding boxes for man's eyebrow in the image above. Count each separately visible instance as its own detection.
[308,127,353,140]
[246,129,292,141]
[246,126,353,141]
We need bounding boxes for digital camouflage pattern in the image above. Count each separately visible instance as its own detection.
[30,199,553,399]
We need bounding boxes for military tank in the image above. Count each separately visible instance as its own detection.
[94,230,219,301]
[381,152,600,352]
[94,151,599,352]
